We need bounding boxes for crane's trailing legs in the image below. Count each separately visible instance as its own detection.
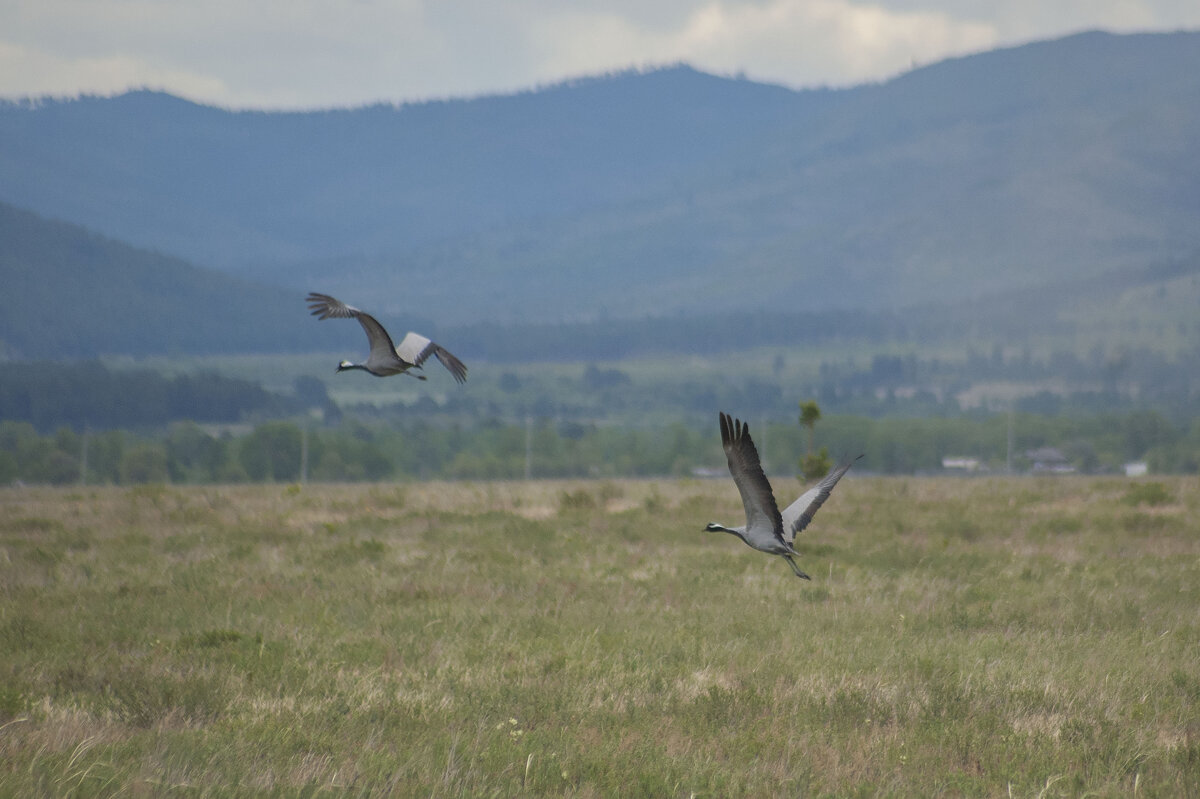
[782,555,811,580]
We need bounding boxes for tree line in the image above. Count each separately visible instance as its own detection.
[3,407,1196,487]
[0,362,302,431]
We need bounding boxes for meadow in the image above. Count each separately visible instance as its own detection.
[1,475,1198,797]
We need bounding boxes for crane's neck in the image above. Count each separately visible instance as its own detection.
[705,522,746,541]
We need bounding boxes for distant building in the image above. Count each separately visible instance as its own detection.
[1124,461,1149,477]
[942,456,982,472]
[1026,447,1075,474]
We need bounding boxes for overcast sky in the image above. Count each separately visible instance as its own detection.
[2,1,1198,109]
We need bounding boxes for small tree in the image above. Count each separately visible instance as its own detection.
[239,421,302,482]
[119,445,169,484]
[798,400,831,481]
[799,400,821,454]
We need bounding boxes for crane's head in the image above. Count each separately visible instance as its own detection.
[336,360,356,372]
[705,522,746,544]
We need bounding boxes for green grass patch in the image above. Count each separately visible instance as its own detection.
[1121,481,1174,507]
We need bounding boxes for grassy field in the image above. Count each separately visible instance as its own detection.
[1,476,1198,797]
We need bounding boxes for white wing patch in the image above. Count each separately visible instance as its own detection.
[395,332,435,366]
[395,332,468,383]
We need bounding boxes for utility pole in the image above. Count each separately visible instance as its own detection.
[79,428,88,485]
[300,426,309,484]
[1006,408,1014,474]
[524,416,533,480]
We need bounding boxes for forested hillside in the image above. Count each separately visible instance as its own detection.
[3,194,1197,361]
[0,360,306,429]
[0,203,337,358]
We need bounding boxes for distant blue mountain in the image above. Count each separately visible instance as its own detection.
[2,30,1199,327]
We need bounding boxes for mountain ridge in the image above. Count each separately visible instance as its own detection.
[2,197,1195,362]
[2,29,1199,328]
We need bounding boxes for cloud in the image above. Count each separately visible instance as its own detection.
[1,0,1198,108]
[0,41,229,100]
[0,0,449,107]
[526,0,998,90]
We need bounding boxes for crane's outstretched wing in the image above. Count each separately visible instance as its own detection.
[305,292,358,322]
[395,332,469,384]
[720,412,786,549]
[306,292,400,364]
[780,454,862,545]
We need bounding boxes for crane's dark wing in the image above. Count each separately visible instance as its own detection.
[780,454,862,545]
[720,412,786,548]
[306,292,399,362]
[395,332,468,383]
